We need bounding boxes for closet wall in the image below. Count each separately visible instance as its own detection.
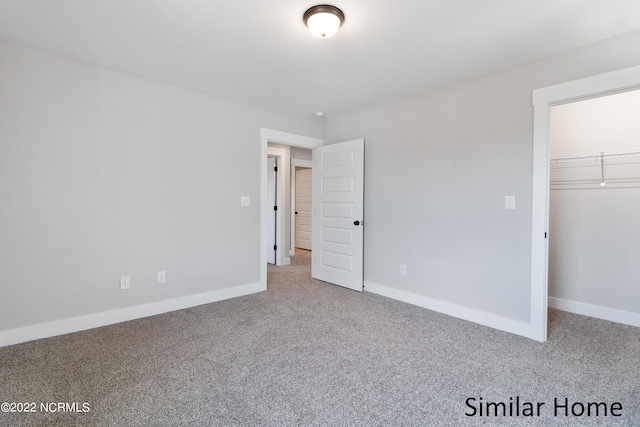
[549,90,640,321]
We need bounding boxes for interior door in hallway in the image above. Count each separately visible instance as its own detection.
[295,168,312,250]
[312,139,364,292]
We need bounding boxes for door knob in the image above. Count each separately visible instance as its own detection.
[354,221,360,226]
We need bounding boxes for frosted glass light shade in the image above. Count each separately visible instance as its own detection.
[307,12,341,38]
[304,5,344,38]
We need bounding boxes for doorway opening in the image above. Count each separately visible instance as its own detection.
[259,129,323,290]
[547,89,640,327]
[292,161,313,252]
[531,64,640,342]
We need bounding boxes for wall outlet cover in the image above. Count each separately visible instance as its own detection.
[505,196,516,210]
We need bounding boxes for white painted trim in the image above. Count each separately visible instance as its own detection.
[0,282,264,348]
[260,128,323,149]
[530,99,551,343]
[260,130,267,289]
[260,128,322,289]
[530,64,640,343]
[549,298,640,328]
[532,65,640,107]
[364,281,534,339]
[290,159,313,254]
[267,146,287,266]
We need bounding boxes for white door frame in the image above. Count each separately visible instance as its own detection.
[530,64,640,342]
[265,155,282,264]
[260,129,323,289]
[290,159,313,255]
[267,149,285,265]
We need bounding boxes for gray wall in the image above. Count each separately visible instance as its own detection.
[0,41,321,331]
[4,28,640,336]
[323,30,640,323]
[291,146,312,161]
[549,91,640,314]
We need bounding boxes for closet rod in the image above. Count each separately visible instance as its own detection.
[550,159,640,169]
[550,148,640,164]
[551,177,640,185]
[551,186,640,191]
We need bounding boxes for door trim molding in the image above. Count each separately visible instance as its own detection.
[260,128,322,289]
[267,146,287,266]
[530,64,640,342]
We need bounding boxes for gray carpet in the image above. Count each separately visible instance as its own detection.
[1,251,639,426]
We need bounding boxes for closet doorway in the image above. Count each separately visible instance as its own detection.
[531,64,640,342]
[548,90,640,325]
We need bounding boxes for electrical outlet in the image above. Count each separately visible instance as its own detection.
[157,271,166,284]
[400,264,407,276]
[120,276,130,290]
[240,196,251,206]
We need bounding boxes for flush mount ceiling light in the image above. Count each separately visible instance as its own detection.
[303,5,345,38]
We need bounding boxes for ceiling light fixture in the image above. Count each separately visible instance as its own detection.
[303,5,345,38]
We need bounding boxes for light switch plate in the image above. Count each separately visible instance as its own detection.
[505,196,516,210]
[240,196,251,207]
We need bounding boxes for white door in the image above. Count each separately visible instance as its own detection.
[295,168,312,250]
[312,139,364,291]
[266,156,277,264]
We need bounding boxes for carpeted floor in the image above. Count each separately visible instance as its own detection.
[1,251,639,426]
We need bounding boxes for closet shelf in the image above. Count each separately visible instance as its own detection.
[550,148,640,190]
[550,148,640,164]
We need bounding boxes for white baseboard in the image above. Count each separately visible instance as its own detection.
[364,281,535,340]
[0,282,265,348]
[549,297,640,327]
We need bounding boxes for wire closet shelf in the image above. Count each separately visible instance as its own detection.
[550,148,640,190]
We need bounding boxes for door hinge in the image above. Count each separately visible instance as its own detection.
[274,206,277,211]
[274,245,277,250]
[274,166,278,172]
[545,232,547,239]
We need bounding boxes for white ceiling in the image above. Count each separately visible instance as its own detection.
[2,0,640,118]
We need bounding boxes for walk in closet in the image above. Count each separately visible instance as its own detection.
[548,90,640,321]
